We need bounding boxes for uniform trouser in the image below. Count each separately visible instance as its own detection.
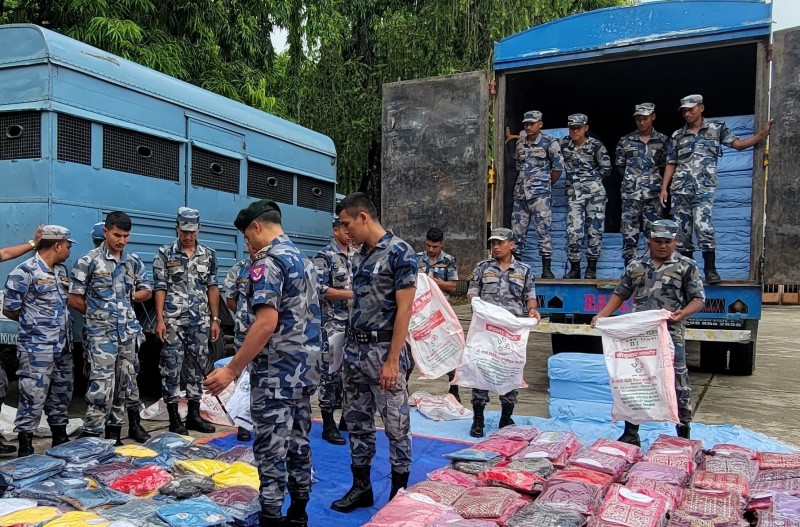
[343,341,412,473]
[84,337,136,434]
[160,321,209,403]
[471,389,518,407]
[621,197,663,261]
[251,389,312,516]
[671,191,715,253]
[0,364,7,408]
[512,194,553,257]
[567,185,607,261]
[671,332,692,423]
[15,345,73,433]
[318,329,344,412]
[87,333,142,411]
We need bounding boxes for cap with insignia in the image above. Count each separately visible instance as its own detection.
[234,199,282,232]
[649,219,678,240]
[567,113,588,126]
[41,225,77,244]
[177,207,200,232]
[487,227,514,241]
[633,103,655,116]
[522,110,542,123]
[679,94,703,109]
[91,222,105,242]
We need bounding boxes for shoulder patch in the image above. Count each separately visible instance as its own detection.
[249,264,266,282]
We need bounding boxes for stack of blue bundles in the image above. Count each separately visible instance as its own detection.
[46,437,117,477]
[0,454,65,488]
[547,353,613,421]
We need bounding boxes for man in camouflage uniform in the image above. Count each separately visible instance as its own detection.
[205,199,321,527]
[223,240,257,442]
[593,219,706,444]
[330,192,417,513]
[466,228,539,438]
[561,113,612,279]
[616,103,668,266]
[660,94,772,284]
[153,207,219,435]
[69,212,152,444]
[312,218,355,446]
[511,110,564,278]
[3,226,76,457]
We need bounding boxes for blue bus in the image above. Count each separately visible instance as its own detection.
[0,24,337,385]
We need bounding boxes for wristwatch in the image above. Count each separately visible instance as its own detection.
[211,316,221,323]
[27,240,36,249]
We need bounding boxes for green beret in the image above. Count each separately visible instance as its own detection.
[234,200,281,232]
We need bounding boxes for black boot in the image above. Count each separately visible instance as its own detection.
[0,439,16,457]
[78,429,101,439]
[322,410,346,445]
[331,464,373,512]
[50,425,70,448]
[339,413,348,432]
[470,405,485,438]
[617,421,641,447]
[105,425,124,447]
[237,427,252,442]
[259,513,285,527]
[541,257,555,279]
[286,495,309,527]
[17,432,33,458]
[167,402,188,435]
[584,258,598,279]
[702,251,721,284]
[565,260,581,279]
[677,423,691,439]
[185,400,215,433]
[389,470,410,500]
[448,384,461,403]
[499,403,515,428]
[127,408,151,443]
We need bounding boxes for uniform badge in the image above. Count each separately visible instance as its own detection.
[250,265,266,281]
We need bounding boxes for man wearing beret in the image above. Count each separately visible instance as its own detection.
[205,199,321,527]
[153,207,219,435]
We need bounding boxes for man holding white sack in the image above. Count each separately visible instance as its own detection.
[466,227,539,438]
[592,219,705,445]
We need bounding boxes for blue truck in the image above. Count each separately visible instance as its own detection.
[0,24,338,388]
[381,0,800,375]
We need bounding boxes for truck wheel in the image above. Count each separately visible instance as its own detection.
[728,341,756,376]
[699,342,728,373]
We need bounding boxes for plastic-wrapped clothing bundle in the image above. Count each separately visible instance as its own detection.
[506,502,587,527]
[0,498,37,518]
[752,479,800,499]
[626,476,684,509]
[489,426,539,443]
[701,456,759,482]
[536,479,603,515]
[155,496,231,527]
[627,462,689,486]
[650,436,703,463]
[175,444,223,460]
[476,464,547,494]
[594,484,669,527]
[211,461,259,490]
[13,478,89,505]
[100,500,163,524]
[427,467,479,487]
[428,514,499,527]
[757,511,800,527]
[452,459,503,476]
[215,446,255,466]
[175,459,230,477]
[445,448,502,462]
[0,455,66,487]
[62,454,119,479]
[364,491,456,527]
[774,492,800,520]
[405,481,467,505]
[206,486,260,523]
[690,470,750,499]
[62,488,132,511]
[114,445,158,459]
[110,465,173,496]
[42,510,110,526]
[708,444,758,461]
[666,509,741,527]
[132,454,178,470]
[590,439,641,464]
[0,505,60,526]
[757,471,800,483]
[549,468,616,489]
[567,449,628,479]
[642,448,696,475]
[83,462,139,486]
[46,438,116,464]
[505,458,555,480]
[143,433,193,455]
[675,488,744,526]
[512,431,580,463]
[760,455,800,471]
[159,475,216,499]
[473,438,528,458]
[452,487,521,519]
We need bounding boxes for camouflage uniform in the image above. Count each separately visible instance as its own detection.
[613,251,706,422]
[152,241,218,403]
[416,250,458,298]
[3,255,73,433]
[224,257,255,352]
[247,234,321,516]
[70,244,151,434]
[561,137,612,261]
[467,257,536,405]
[312,241,353,412]
[616,130,668,261]
[666,119,738,252]
[511,134,565,257]
[344,232,417,474]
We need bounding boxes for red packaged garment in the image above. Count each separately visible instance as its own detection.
[627,461,689,486]
[757,511,800,527]
[760,454,800,471]
[497,494,533,527]
[650,435,703,462]
[406,481,467,505]
[364,491,454,526]
[453,487,521,519]
[427,467,479,488]
[473,438,528,458]
[490,426,539,443]
[758,471,800,483]
[550,468,616,489]
[691,470,750,499]
[595,484,669,527]
[567,449,628,480]
[477,464,547,494]
[626,475,683,510]
[702,455,759,482]
[110,465,173,496]
[676,488,744,526]
[83,461,139,486]
[708,444,758,460]
[536,479,603,515]
[590,439,641,464]
[643,448,696,475]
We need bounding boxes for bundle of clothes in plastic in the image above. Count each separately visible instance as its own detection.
[0,433,259,526]
[365,425,800,527]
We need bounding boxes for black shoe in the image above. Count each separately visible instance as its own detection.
[185,400,215,433]
[448,384,461,403]
[541,257,555,279]
[50,425,70,448]
[167,402,188,435]
[17,431,33,458]
[331,464,373,512]
[584,258,598,279]
[286,495,309,527]
[702,251,721,284]
[321,410,346,446]
[677,423,691,439]
[389,470,410,501]
[259,513,285,527]
[237,427,252,442]
[339,413,348,432]
[0,439,16,457]
[469,405,485,438]
[499,403,515,428]
[617,422,641,447]
[105,425,124,446]
[127,407,151,443]
[565,260,581,279]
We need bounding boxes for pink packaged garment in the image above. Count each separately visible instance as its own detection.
[752,479,800,499]
[110,465,173,496]
[626,476,684,510]
[702,455,759,482]
[691,470,750,499]
[490,426,539,443]
[676,488,743,526]
[758,471,800,483]
[650,435,703,462]
[477,465,547,494]
[512,432,580,464]
[550,468,616,489]
[506,502,587,527]
[536,479,603,515]
[667,509,742,527]
[406,481,467,505]
[567,448,628,479]
[473,438,528,458]
[642,448,696,475]
[590,439,641,464]
[595,484,669,527]
[626,462,689,486]
[505,458,555,480]
[760,454,800,471]
[429,512,499,527]
[708,444,758,460]
[757,511,800,527]
[774,492,800,520]
[364,491,453,527]
[497,494,533,527]
[428,466,479,487]
[453,487,521,519]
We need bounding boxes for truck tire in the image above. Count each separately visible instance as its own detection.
[699,342,728,373]
[727,341,756,376]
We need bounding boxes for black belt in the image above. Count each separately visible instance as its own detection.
[347,329,393,344]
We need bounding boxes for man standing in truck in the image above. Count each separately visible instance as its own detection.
[561,114,612,279]
[659,94,771,284]
[616,103,668,266]
[511,111,564,279]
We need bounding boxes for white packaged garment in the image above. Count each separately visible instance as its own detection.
[225,372,253,432]
[409,391,473,421]
[595,309,679,424]
[406,274,466,379]
[453,297,537,395]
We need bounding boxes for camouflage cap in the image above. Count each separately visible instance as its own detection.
[522,110,542,123]
[177,207,200,232]
[234,199,281,232]
[91,222,105,242]
[679,94,703,109]
[633,103,655,116]
[488,227,514,241]
[41,225,77,243]
[567,113,588,126]
[650,219,678,240]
